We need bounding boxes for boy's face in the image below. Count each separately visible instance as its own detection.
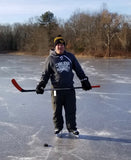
[55,43,65,54]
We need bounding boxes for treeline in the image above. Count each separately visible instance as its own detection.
[0,9,131,57]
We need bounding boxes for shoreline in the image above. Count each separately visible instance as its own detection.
[1,51,131,59]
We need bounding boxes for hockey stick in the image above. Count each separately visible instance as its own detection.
[11,78,100,92]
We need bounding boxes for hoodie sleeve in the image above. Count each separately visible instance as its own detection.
[71,54,87,80]
[40,56,52,87]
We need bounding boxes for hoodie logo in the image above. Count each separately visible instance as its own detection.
[60,56,63,60]
[55,61,70,73]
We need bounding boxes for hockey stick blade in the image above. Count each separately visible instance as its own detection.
[11,79,35,92]
[11,79,100,92]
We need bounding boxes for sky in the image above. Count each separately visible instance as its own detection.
[0,0,131,24]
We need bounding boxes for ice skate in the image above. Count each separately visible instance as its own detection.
[69,129,79,138]
[54,129,62,137]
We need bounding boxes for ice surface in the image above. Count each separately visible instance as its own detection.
[0,54,131,160]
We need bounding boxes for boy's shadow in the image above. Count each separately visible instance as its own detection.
[79,134,131,144]
[60,133,131,144]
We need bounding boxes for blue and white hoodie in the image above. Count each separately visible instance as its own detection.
[40,49,87,88]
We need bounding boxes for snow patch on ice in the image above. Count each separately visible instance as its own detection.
[81,62,99,76]
[95,130,112,136]
[102,74,131,84]
[0,66,10,72]
[89,91,131,96]
[76,95,81,99]
[0,97,8,106]
[81,62,131,84]
[79,129,89,135]
[78,128,113,137]
[16,77,39,82]
[8,156,43,160]
[0,121,17,129]
[28,126,44,146]
[111,74,131,84]
[99,94,116,100]
[40,61,45,65]
[0,97,4,101]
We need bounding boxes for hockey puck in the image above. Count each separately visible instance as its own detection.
[44,143,49,147]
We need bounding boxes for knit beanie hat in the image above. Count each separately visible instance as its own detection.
[54,35,65,46]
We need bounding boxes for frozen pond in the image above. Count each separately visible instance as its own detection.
[0,54,131,160]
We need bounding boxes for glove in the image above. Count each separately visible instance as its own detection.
[36,81,45,94]
[81,77,92,91]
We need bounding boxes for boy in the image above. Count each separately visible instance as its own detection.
[36,35,92,135]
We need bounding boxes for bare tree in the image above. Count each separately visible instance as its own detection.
[100,10,122,56]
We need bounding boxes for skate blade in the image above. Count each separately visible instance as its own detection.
[56,131,62,138]
[69,132,79,138]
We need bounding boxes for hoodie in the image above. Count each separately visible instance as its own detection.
[40,49,87,88]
